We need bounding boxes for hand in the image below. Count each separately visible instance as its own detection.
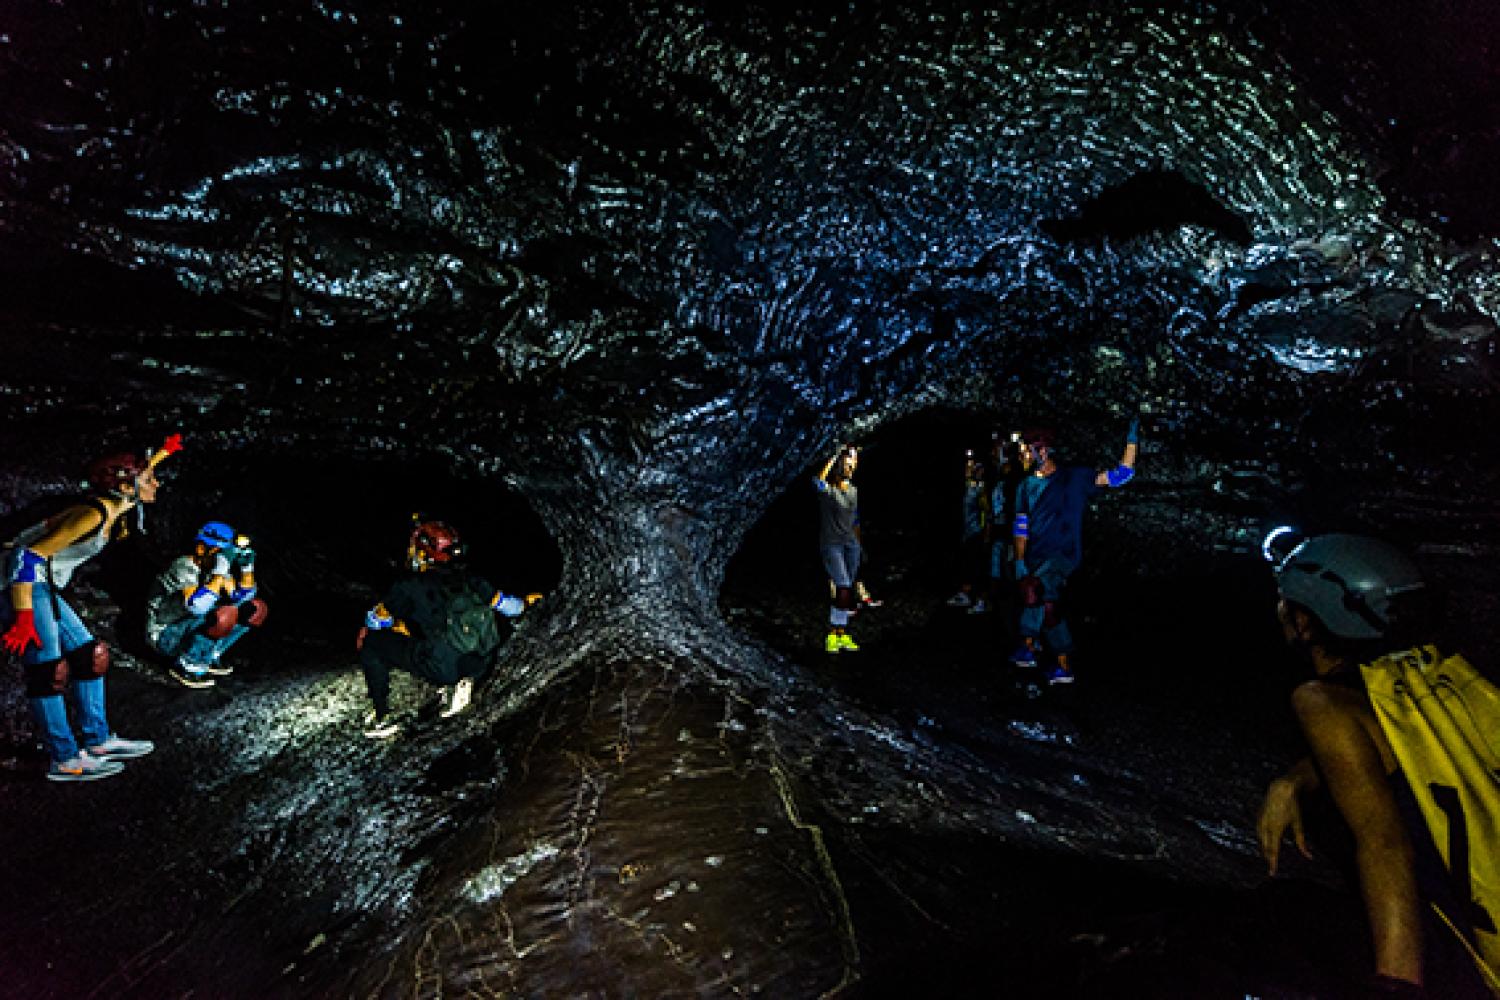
[1013,560,1028,581]
[525,593,544,606]
[159,433,184,456]
[2,609,40,655]
[231,546,256,573]
[1257,777,1312,875]
[356,626,368,651]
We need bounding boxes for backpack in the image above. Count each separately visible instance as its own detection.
[1361,646,1500,994]
[442,577,501,659]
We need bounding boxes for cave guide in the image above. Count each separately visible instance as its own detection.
[1011,417,1139,685]
[814,444,864,654]
[146,519,268,688]
[356,518,538,739]
[1257,532,1500,997]
[0,433,182,781]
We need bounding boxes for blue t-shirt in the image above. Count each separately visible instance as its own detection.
[1015,465,1099,564]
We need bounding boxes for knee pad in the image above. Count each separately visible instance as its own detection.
[65,640,109,678]
[834,586,855,611]
[24,658,69,697]
[203,604,239,639]
[238,597,268,628]
[1018,575,1044,607]
[1042,601,1063,628]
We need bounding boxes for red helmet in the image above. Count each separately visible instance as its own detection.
[87,452,146,492]
[1021,428,1056,450]
[410,520,462,564]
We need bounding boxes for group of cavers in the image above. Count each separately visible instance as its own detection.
[4,430,1500,994]
[0,434,540,779]
[814,421,1138,686]
[812,420,1500,996]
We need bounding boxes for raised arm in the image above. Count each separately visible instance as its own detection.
[1095,417,1139,488]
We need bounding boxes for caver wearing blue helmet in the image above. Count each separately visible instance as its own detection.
[144,519,268,687]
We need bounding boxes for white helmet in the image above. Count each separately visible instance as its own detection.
[1275,533,1426,640]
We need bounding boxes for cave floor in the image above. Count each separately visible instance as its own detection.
[0,561,1391,999]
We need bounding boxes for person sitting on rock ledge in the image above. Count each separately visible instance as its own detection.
[0,435,181,782]
[356,519,539,739]
[145,520,268,687]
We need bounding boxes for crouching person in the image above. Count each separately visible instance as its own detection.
[357,520,536,739]
[145,521,268,687]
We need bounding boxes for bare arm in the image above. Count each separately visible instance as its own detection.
[1294,682,1423,985]
[1258,755,1320,874]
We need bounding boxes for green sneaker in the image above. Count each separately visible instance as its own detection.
[825,631,842,654]
[837,633,860,652]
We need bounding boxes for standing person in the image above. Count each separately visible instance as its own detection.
[0,435,182,781]
[989,431,1029,604]
[815,445,863,654]
[1257,533,1498,997]
[1011,419,1138,685]
[946,450,991,614]
[356,520,537,738]
[145,520,268,687]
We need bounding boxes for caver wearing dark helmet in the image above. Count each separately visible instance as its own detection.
[355,519,539,739]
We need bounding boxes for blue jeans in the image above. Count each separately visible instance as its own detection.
[153,612,249,666]
[821,542,862,589]
[1018,555,1077,655]
[1,586,110,763]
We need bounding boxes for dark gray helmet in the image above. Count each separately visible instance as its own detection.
[1275,533,1426,640]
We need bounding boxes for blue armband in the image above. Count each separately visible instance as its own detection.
[1105,464,1135,488]
[12,548,46,584]
[492,593,526,618]
[1013,514,1029,539]
[186,586,219,616]
[231,585,258,603]
[812,477,828,493]
[1126,417,1139,445]
[365,606,394,630]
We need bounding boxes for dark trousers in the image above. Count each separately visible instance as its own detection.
[359,631,488,716]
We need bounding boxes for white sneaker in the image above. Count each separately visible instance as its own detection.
[88,734,156,759]
[967,599,990,615]
[945,592,973,608]
[363,711,401,740]
[441,677,475,718]
[47,751,125,782]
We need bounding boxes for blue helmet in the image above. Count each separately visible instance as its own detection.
[196,520,236,549]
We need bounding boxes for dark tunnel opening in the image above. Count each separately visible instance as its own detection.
[1039,169,1253,246]
[77,453,563,676]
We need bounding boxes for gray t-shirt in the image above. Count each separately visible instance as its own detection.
[145,555,204,643]
[815,479,859,548]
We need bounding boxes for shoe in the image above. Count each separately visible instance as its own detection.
[203,657,234,677]
[946,592,973,608]
[836,633,860,652]
[967,599,989,615]
[825,632,842,654]
[440,678,475,719]
[171,661,215,688]
[363,711,401,739]
[1046,664,1076,686]
[47,751,124,782]
[87,734,155,759]
[1010,643,1038,668]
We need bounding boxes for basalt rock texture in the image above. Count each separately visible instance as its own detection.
[2,2,1499,997]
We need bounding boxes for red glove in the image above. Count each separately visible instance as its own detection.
[2,609,40,656]
[356,626,369,651]
[159,433,184,456]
